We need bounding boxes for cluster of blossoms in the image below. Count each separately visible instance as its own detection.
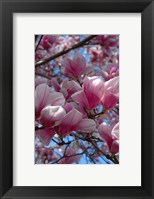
[35,35,119,164]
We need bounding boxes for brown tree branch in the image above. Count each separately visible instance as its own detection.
[35,35,97,68]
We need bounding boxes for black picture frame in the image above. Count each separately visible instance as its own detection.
[0,0,154,198]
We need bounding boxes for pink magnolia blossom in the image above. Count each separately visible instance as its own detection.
[37,108,96,144]
[61,53,90,78]
[41,35,58,51]
[90,46,109,63]
[98,122,119,154]
[40,106,66,127]
[92,35,119,47]
[102,64,119,80]
[71,76,104,110]
[59,109,96,136]
[101,76,119,110]
[35,84,65,119]
[97,64,119,81]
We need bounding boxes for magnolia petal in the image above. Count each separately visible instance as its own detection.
[47,92,65,106]
[59,109,83,134]
[74,52,86,69]
[60,87,68,98]
[69,53,87,78]
[35,84,50,108]
[35,77,47,87]
[68,80,82,93]
[61,56,70,69]
[37,128,55,146]
[98,123,115,148]
[111,140,119,154]
[75,119,96,132]
[105,76,119,97]
[62,57,76,78]
[102,91,118,110]
[83,67,92,76]
[40,106,66,127]
[83,76,104,109]
[71,90,90,109]
[63,102,76,113]
[111,122,119,139]
[83,76,104,99]
[61,79,71,89]
[35,84,50,118]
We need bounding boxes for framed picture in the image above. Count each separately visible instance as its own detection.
[0,0,153,198]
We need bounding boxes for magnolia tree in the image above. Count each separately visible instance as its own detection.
[35,35,119,164]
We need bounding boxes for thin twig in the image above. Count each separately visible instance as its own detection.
[52,138,74,146]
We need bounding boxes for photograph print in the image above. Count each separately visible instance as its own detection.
[35,34,119,164]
